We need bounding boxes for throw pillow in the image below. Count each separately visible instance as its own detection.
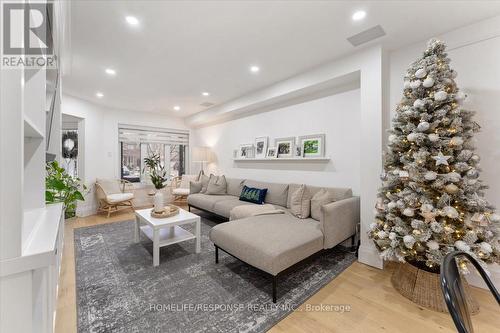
[290,184,311,219]
[239,185,267,205]
[205,175,227,195]
[199,174,210,193]
[310,189,335,221]
[189,181,202,194]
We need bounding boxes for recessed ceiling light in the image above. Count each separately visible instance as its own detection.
[125,16,139,26]
[173,105,181,111]
[250,65,260,73]
[202,92,210,96]
[352,10,366,21]
[96,92,104,98]
[105,68,116,76]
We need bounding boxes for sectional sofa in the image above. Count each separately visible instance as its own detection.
[187,178,360,302]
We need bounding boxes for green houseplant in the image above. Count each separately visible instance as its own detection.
[45,160,87,219]
[143,153,168,212]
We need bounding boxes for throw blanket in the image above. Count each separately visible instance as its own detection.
[230,204,285,220]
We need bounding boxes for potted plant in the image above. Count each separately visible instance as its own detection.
[143,153,168,213]
[45,160,87,219]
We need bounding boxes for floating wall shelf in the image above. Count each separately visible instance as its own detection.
[233,157,330,162]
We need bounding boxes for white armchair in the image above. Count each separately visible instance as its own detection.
[171,174,198,201]
[95,178,135,217]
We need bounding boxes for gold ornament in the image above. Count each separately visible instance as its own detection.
[445,184,459,194]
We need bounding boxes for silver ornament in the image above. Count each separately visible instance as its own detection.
[415,68,427,78]
[422,76,435,88]
[410,80,421,89]
[434,91,448,101]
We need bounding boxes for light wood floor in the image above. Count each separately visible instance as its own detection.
[55,206,500,333]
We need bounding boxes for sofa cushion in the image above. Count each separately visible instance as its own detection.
[96,178,121,194]
[239,185,267,204]
[172,188,190,196]
[206,175,227,195]
[226,178,245,197]
[199,174,210,193]
[212,198,254,218]
[243,180,289,207]
[289,184,311,219]
[187,194,236,212]
[209,214,323,275]
[310,189,335,221]
[287,183,352,208]
[230,204,282,220]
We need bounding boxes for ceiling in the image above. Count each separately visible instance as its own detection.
[64,1,500,117]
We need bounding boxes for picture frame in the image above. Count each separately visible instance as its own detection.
[274,137,295,158]
[298,134,325,157]
[266,147,277,158]
[238,144,254,159]
[254,136,268,158]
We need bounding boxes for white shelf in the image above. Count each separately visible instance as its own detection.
[233,157,330,162]
[140,225,196,247]
[0,203,63,277]
[24,116,44,139]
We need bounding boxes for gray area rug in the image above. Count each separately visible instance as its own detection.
[74,213,356,333]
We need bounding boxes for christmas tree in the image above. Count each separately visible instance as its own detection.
[369,39,499,272]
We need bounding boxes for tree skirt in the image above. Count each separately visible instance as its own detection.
[74,218,356,332]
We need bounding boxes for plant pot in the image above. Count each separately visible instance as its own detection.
[391,261,479,314]
[153,191,164,213]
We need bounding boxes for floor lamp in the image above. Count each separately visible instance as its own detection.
[192,146,209,174]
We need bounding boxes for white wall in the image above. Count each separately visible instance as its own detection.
[389,16,500,287]
[192,89,361,193]
[61,94,189,215]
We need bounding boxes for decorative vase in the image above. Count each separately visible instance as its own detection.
[153,190,164,213]
[391,262,479,314]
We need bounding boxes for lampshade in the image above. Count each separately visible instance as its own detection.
[192,146,210,162]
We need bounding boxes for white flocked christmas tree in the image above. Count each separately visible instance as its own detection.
[369,39,499,272]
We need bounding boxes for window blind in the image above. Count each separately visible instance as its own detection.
[118,124,189,145]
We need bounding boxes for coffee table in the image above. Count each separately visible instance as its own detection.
[134,207,201,266]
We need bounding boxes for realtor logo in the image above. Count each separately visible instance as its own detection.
[1,1,55,68]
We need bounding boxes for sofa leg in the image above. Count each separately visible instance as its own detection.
[272,275,277,303]
[188,205,191,212]
[215,245,219,264]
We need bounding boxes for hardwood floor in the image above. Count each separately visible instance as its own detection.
[55,207,500,333]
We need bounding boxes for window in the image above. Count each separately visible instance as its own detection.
[119,125,189,183]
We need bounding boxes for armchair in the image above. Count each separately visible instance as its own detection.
[95,178,135,217]
[171,174,198,201]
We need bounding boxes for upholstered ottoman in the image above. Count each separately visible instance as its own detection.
[209,213,324,302]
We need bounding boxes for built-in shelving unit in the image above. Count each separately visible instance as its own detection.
[233,157,330,162]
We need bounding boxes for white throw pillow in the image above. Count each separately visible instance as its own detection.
[290,184,311,219]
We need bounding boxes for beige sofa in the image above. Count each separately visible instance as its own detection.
[187,178,360,302]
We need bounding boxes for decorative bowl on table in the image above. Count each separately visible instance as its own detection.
[151,204,180,218]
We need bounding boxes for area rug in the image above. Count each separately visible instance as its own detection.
[74,215,356,333]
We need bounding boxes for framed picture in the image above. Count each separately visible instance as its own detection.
[299,134,325,157]
[254,136,268,158]
[274,137,295,158]
[266,147,277,158]
[238,144,254,158]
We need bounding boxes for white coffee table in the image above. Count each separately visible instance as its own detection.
[134,207,201,266]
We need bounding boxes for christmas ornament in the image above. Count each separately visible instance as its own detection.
[415,68,427,78]
[388,134,397,143]
[449,136,464,146]
[403,80,411,89]
[387,202,397,210]
[427,240,439,250]
[403,235,416,248]
[413,99,425,108]
[420,210,437,223]
[480,242,493,254]
[410,80,421,89]
[417,121,430,132]
[399,170,410,180]
[445,172,461,183]
[423,76,435,88]
[454,240,470,252]
[428,133,439,142]
[432,151,451,166]
[466,168,479,178]
[445,184,459,194]
[424,171,438,181]
[402,208,415,217]
[407,133,418,142]
[434,91,448,101]
[470,154,480,162]
[442,206,459,219]
[489,213,500,223]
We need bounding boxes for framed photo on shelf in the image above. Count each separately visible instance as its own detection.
[254,136,268,158]
[299,134,325,157]
[266,147,277,158]
[274,137,295,158]
[238,144,254,159]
